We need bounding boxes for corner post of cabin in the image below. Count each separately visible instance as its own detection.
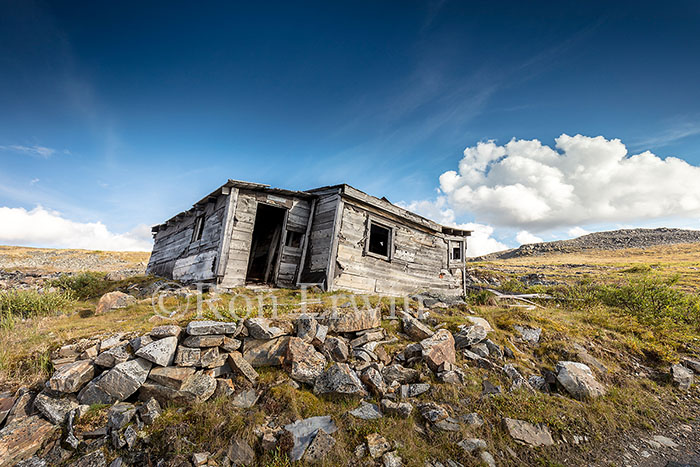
[215,185,239,283]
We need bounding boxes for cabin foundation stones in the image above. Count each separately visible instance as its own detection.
[2,303,697,466]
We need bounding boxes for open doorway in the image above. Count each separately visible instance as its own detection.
[246,203,287,284]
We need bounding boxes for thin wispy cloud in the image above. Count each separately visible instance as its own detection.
[0,144,58,158]
[633,120,700,150]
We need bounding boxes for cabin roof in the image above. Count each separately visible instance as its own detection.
[152,179,472,237]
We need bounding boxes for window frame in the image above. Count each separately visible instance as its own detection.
[448,238,465,266]
[191,214,205,243]
[284,229,304,249]
[365,218,393,261]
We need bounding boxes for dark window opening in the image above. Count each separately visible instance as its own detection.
[285,230,303,248]
[368,222,391,258]
[449,240,464,262]
[192,215,205,242]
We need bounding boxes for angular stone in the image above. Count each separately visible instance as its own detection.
[79,345,99,361]
[401,313,434,341]
[484,339,503,359]
[350,329,384,348]
[503,364,532,391]
[227,438,255,465]
[672,363,693,390]
[400,383,430,398]
[382,451,403,467]
[380,399,412,418]
[419,402,448,423]
[135,336,178,367]
[470,343,490,358]
[313,363,366,396]
[481,451,496,467]
[296,315,318,342]
[325,308,381,333]
[33,391,78,425]
[245,318,293,340]
[572,343,607,374]
[182,335,224,347]
[382,364,419,385]
[454,326,487,349]
[682,357,700,374]
[463,349,496,370]
[192,452,209,466]
[230,388,259,408]
[284,415,337,462]
[94,343,130,368]
[349,401,382,420]
[313,324,328,347]
[47,360,95,393]
[79,358,152,404]
[482,380,502,396]
[0,393,13,426]
[96,292,135,314]
[139,371,216,405]
[503,418,554,446]
[458,438,487,453]
[150,325,182,339]
[360,367,387,396]
[149,366,196,390]
[220,336,242,352]
[366,433,391,459]
[285,337,326,384]
[513,325,542,344]
[463,412,484,428]
[228,352,259,383]
[0,415,59,467]
[186,320,238,336]
[138,397,161,425]
[72,450,106,467]
[174,346,201,367]
[199,347,221,368]
[466,316,493,332]
[304,429,336,462]
[324,337,349,362]
[243,336,290,367]
[556,361,605,399]
[420,329,456,372]
[108,403,136,431]
[129,335,153,353]
[434,417,461,432]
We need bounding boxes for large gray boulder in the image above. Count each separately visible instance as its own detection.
[135,336,178,367]
[313,363,366,396]
[79,358,152,404]
[139,371,216,405]
[285,337,326,384]
[555,361,605,399]
[33,391,78,425]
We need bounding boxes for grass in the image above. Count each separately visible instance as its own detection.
[0,289,75,330]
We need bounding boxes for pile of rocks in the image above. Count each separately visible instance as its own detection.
[0,307,623,466]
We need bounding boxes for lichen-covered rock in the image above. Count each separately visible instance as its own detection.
[420,329,456,372]
[304,429,336,462]
[186,320,238,336]
[324,337,349,362]
[0,415,59,467]
[324,308,381,333]
[245,318,293,340]
[382,364,419,385]
[313,363,366,396]
[182,335,224,348]
[454,325,487,349]
[503,418,554,446]
[138,397,161,425]
[139,371,216,405]
[107,403,136,431]
[672,363,694,390]
[366,433,391,459]
[149,366,196,390]
[95,292,135,314]
[150,325,182,339]
[349,401,382,420]
[228,352,259,383]
[380,399,413,418]
[296,315,318,342]
[227,438,255,465]
[94,342,131,368]
[465,316,493,332]
[284,415,338,462]
[79,358,152,404]
[555,361,605,399]
[135,336,178,367]
[33,391,78,425]
[285,337,327,384]
[174,346,201,367]
[243,336,290,367]
[360,367,387,396]
[47,360,95,393]
[400,313,434,341]
[513,325,542,344]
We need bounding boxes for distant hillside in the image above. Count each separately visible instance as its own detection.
[472,228,700,261]
[0,245,150,273]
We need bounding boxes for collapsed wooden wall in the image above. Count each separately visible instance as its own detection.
[146,195,227,282]
[299,191,341,285]
[331,200,463,295]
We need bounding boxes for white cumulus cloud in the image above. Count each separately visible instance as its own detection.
[439,134,700,230]
[0,206,152,251]
[515,230,542,245]
[567,226,589,238]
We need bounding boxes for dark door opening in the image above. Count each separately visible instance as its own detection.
[246,203,287,284]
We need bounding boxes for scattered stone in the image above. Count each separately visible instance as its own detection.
[572,343,607,374]
[454,326,487,349]
[470,343,490,358]
[400,383,431,398]
[671,363,694,390]
[33,391,78,425]
[285,337,327,384]
[503,418,554,447]
[462,412,484,428]
[313,363,366,396]
[382,451,403,467]
[47,360,95,393]
[231,388,259,409]
[484,339,503,359]
[182,335,224,347]
[138,397,161,425]
[462,349,495,370]
[284,415,338,462]
[366,433,392,459]
[349,401,382,420]
[681,357,700,374]
[96,291,135,314]
[354,443,368,458]
[528,375,548,392]
[503,364,531,391]
[174,346,201,367]
[419,402,449,423]
[381,399,413,418]
[313,324,328,347]
[243,336,290,367]
[187,320,238,336]
[324,337,349,362]
[401,313,434,341]
[220,336,242,352]
[72,450,107,467]
[433,417,461,432]
[382,364,420,385]
[0,415,59,467]
[192,452,209,466]
[227,438,255,465]
[481,451,496,467]
[458,438,487,453]
[108,403,136,431]
[555,361,605,399]
[135,336,178,367]
[129,335,153,353]
[513,325,542,344]
[350,329,384,347]
[325,308,381,333]
[304,429,336,462]
[150,325,182,339]
[360,367,387,396]
[245,318,293,340]
[465,316,493,332]
[653,435,678,448]
[228,352,259,383]
[482,380,502,396]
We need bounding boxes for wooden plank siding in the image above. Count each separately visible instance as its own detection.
[298,191,341,285]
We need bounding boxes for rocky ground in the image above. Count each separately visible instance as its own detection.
[473,228,700,261]
[0,245,149,275]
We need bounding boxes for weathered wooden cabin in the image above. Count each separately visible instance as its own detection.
[147,180,471,295]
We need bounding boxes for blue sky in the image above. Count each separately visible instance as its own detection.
[1,1,700,253]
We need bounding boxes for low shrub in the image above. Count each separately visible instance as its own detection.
[50,271,108,299]
[0,289,75,329]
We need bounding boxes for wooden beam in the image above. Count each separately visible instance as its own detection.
[296,197,316,286]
